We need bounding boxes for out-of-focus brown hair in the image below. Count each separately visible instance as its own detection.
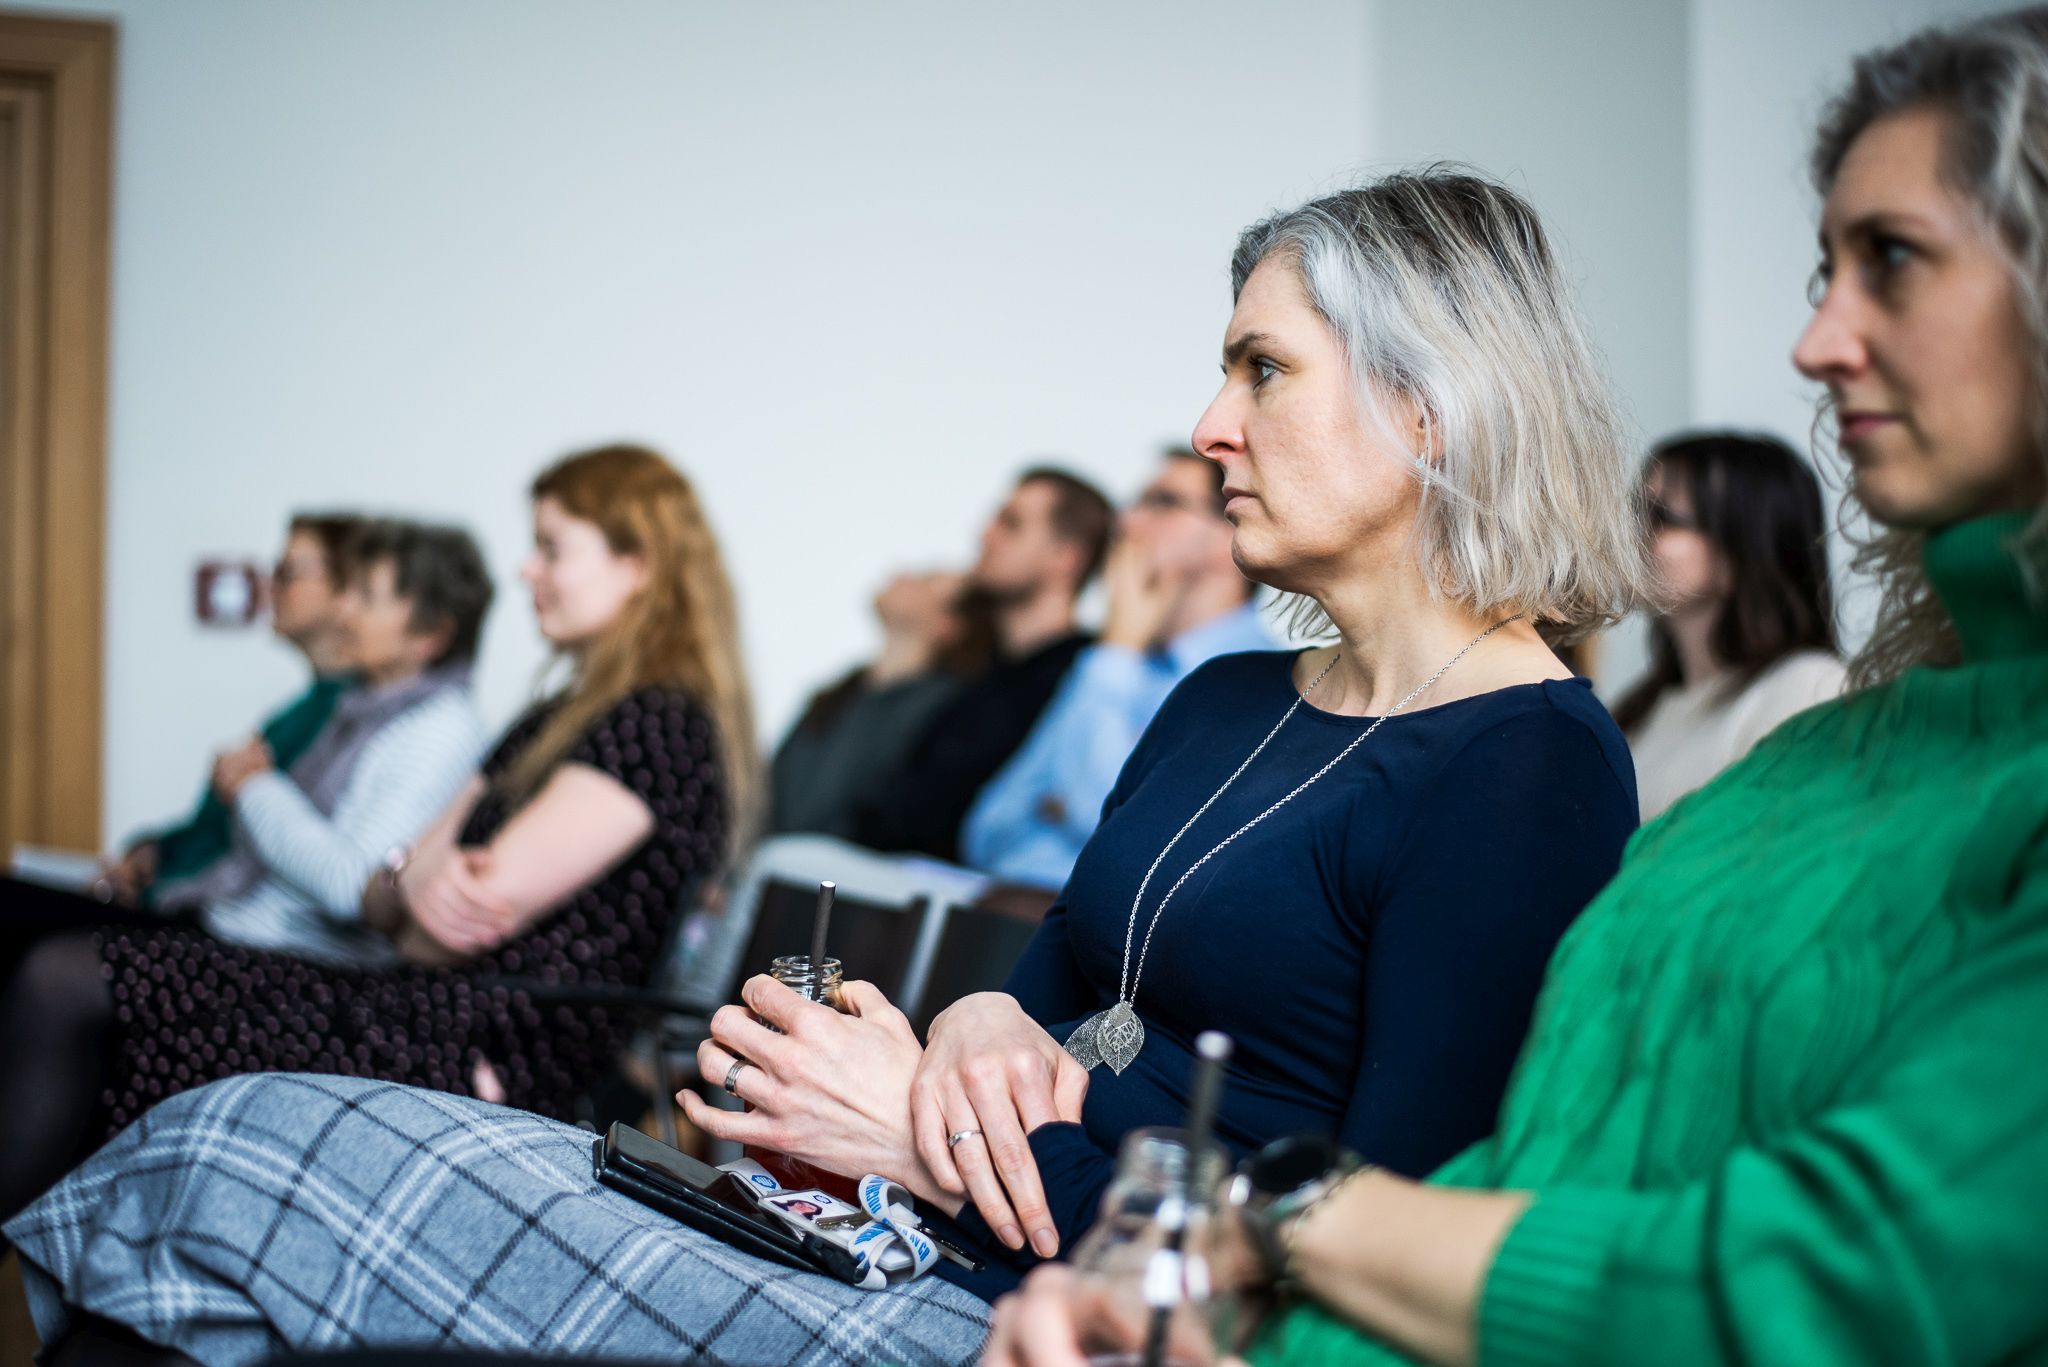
[506,445,758,845]
[287,511,368,589]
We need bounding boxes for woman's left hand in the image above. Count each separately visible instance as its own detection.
[403,848,516,956]
[680,975,956,1211]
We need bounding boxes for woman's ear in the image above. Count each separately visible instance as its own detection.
[411,614,457,669]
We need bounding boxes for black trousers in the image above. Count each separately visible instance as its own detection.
[0,876,171,1233]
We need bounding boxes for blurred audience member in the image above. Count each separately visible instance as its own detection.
[768,571,996,839]
[149,520,493,965]
[850,466,1113,861]
[0,443,749,1227]
[961,447,1273,889]
[1614,431,1845,820]
[101,513,364,906]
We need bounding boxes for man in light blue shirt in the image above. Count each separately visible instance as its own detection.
[960,448,1275,890]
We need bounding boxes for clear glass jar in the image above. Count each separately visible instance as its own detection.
[1064,1127,1243,1367]
[766,954,844,1016]
[745,954,857,1200]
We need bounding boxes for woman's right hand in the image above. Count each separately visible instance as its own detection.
[911,992,1090,1258]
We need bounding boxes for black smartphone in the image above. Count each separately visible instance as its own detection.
[606,1123,765,1214]
[593,1123,864,1284]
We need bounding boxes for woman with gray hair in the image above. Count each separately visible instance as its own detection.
[3,168,1647,1367]
[985,8,2048,1366]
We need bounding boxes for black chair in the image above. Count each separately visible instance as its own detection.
[483,877,932,1146]
[906,899,1046,1040]
[737,876,928,1001]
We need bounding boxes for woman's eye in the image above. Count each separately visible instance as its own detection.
[1861,234,1917,295]
[1806,261,1831,308]
[1251,357,1279,388]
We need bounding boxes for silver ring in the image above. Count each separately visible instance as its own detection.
[723,1058,750,1097]
[947,1128,984,1149]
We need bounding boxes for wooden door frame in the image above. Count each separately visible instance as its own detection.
[0,10,112,856]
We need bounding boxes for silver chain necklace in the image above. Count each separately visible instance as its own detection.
[1064,613,1525,1075]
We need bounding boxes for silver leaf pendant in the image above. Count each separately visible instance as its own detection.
[1063,1012,1105,1071]
[1064,1002,1145,1075]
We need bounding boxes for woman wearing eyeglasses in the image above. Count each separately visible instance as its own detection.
[1612,431,1845,821]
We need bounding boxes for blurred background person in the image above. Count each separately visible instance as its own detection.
[99,512,365,906]
[768,570,997,841]
[1613,431,1844,820]
[961,446,1272,891]
[849,466,1113,862]
[147,519,493,964]
[0,444,749,1230]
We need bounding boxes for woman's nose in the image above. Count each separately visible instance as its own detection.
[1793,290,1867,381]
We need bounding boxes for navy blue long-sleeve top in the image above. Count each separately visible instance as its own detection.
[927,650,1638,1300]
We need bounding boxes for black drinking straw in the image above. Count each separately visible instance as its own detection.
[809,881,835,991]
[1143,1030,1231,1367]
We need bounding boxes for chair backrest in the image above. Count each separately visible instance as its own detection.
[734,876,929,1003]
[907,902,1045,1039]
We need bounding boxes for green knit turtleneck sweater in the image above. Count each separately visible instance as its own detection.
[1252,513,2048,1367]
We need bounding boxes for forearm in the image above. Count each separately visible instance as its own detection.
[394,923,464,965]
[1287,1172,1529,1367]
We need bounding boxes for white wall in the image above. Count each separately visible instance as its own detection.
[1688,0,2010,647]
[14,0,1375,844]
[17,0,2014,845]
[1370,0,1694,693]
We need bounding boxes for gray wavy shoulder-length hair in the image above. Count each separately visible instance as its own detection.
[1814,7,2048,687]
[1231,167,1655,643]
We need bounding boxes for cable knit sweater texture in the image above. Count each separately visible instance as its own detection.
[1253,512,2048,1367]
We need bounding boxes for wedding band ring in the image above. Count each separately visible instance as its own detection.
[948,1128,984,1148]
[722,1059,750,1097]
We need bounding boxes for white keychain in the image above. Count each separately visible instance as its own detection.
[718,1159,939,1289]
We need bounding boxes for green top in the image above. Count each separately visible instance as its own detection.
[146,674,352,896]
[1251,512,2048,1367]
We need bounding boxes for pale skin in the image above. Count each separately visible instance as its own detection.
[972,478,1093,656]
[865,571,970,686]
[681,252,1571,1274]
[1643,470,1731,687]
[361,496,658,965]
[983,105,2048,1367]
[1098,455,1249,653]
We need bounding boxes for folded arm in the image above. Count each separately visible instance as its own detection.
[236,697,482,918]
[392,762,656,961]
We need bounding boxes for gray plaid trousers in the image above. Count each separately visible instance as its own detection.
[5,1074,993,1366]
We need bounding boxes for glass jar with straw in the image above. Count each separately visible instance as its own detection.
[1064,1032,1249,1367]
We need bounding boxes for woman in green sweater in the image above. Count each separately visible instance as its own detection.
[985,9,2048,1366]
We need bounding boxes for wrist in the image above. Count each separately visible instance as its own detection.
[1225,1134,1374,1286]
[1282,1163,1379,1284]
[1098,618,1160,651]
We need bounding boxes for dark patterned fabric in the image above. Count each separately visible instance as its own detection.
[94,685,727,1129]
[6,1074,992,1366]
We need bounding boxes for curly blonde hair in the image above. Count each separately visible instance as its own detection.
[1813,8,2048,687]
[508,444,758,851]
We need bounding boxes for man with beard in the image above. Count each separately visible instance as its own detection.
[850,467,1111,862]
